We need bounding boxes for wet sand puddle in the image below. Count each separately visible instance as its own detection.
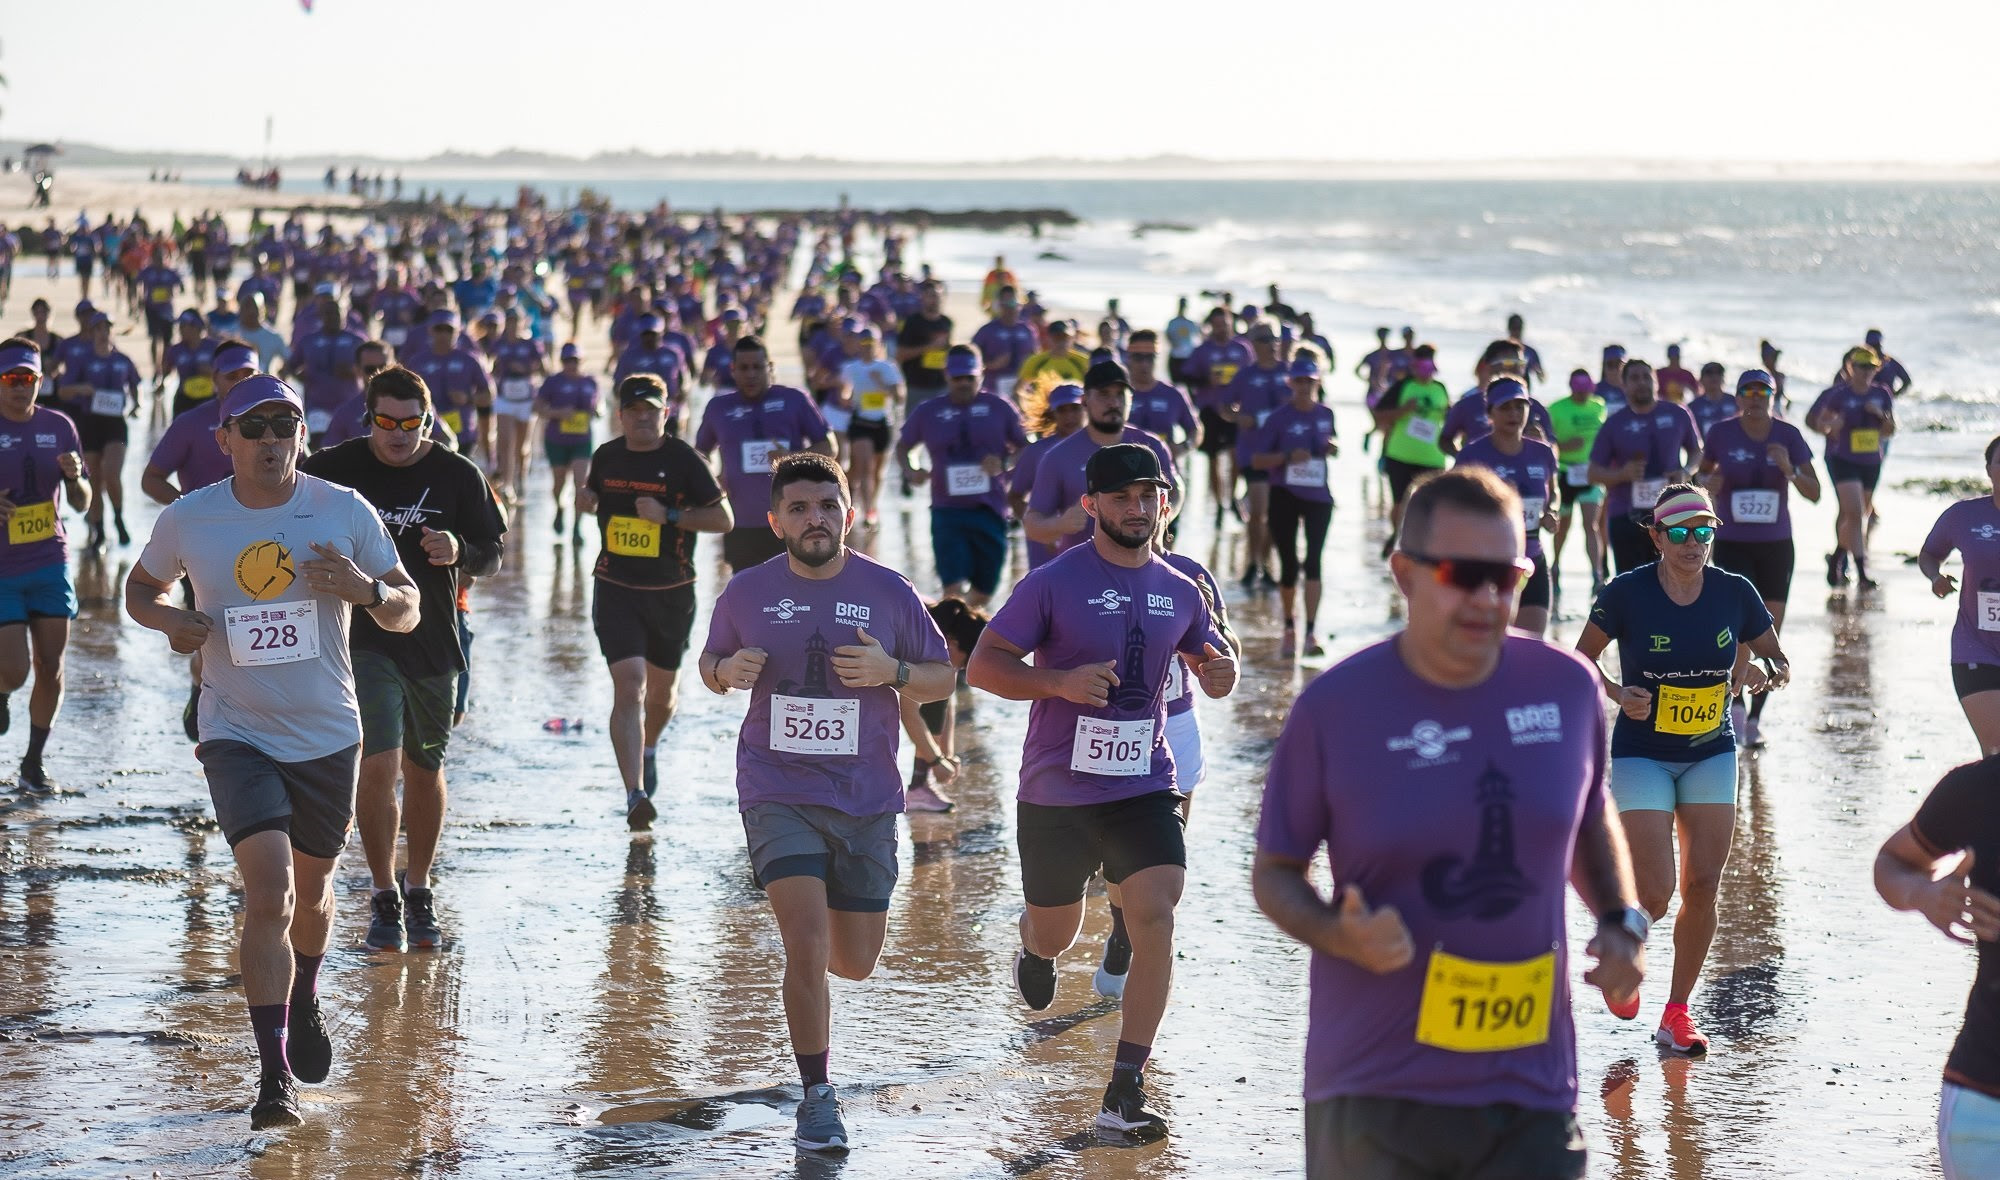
[0,378,1986,1178]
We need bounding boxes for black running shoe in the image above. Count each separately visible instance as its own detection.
[552,507,565,536]
[182,685,200,742]
[403,885,441,949]
[114,516,130,546]
[1014,947,1057,1011]
[626,788,657,831]
[249,1069,303,1129]
[1095,1071,1168,1140]
[288,993,332,1084]
[16,757,54,797]
[364,889,405,952]
[1093,935,1132,1000]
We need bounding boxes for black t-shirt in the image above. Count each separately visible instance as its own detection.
[301,439,507,678]
[1914,758,2000,1096]
[898,312,953,391]
[586,436,723,591]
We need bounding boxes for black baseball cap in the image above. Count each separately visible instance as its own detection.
[1086,443,1169,494]
[618,376,667,407]
[1085,359,1131,390]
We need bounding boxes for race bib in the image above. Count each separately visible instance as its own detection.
[1732,489,1780,524]
[440,410,463,435]
[1521,496,1546,528]
[499,377,533,401]
[560,410,592,435]
[149,288,169,303]
[7,501,55,545]
[859,391,889,416]
[1655,682,1727,736]
[223,600,320,668]
[1566,462,1591,485]
[1069,716,1155,777]
[1849,428,1881,455]
[995,376,1019,402]
[1632,477,1667,510]
[741,439,778,474]
[306,409,333,434]
[182,375,216,401]
[922,349,947,371]
[383,326,408,349]
[1210,363,1239,387]
[606,514,660,557]
[769,694,860,755]
[1285,458,1326,488]
[1405,417,1440,445]
[1979,591,2000,633]
[90,389,124,417]
[1414,947,1554,1054]
[1164,658,1187,703]
[1254,409,1274,429]
[945,464,991,496]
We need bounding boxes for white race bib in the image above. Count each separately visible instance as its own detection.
[1633,477,1667,510]
[1069,716,1155,777]
[1980,592,2000,633]
[1732,489,1780,524]
[1164,658,1187,703]
[90,388,124,417]
[1521,496,1546,528]
[499,377,533,401]
[306,408,333,434]
[1254,408,1274,429]
[995,376,1019,402]
[945,464,992,496]
[1566,462,1591,485]
[1284,458,1327,488]
[1405,417,1441,445]
[741,439,778,474]
[223,601,320,668]
[768,694,859,755]
[383,326,408,349]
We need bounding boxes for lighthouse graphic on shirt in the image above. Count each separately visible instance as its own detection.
[777,628,835,698]
[1421,762,1535,921]
[1113,611,1152,712]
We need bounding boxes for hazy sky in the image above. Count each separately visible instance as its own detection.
[4,0,1997,164]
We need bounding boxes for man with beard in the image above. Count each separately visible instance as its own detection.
[969,443,1237,1141]
[694,336,833,575]
[1586,358,1702,575]
[1024,361,1179,560]
[698,451,954,1153]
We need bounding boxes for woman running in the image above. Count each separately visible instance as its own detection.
[1919,435,2000,756]
[1576,485,1791,1055]
[1453,377,1559,634]
[1250,351,1338,657]
[1005,380,1086,573]
[839,326,903,530]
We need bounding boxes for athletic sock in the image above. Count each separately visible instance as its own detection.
[796,1049,829,1087]
[1108,903,1129,948]
[1749,689,1770,719]
[1282,614,1295,630]
[290,952,323,1009]
[23,725,49,764]
[249,1002,290,1075]
[404,871,430,892]
[909,758,931,790]
[642,745,656,760]
[1112,1039,1151,1078]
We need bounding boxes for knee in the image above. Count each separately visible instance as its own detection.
[827,948,878,982]
[243,882,296,928]
[1679,868,1724,912]
[1122,899,1178,945]
[1638,885,1674,923]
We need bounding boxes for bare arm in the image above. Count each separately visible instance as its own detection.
[1876,823,2000,944]
[1251,850,1414,973]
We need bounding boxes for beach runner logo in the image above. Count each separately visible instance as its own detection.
[1087,587,1130,614]
[1974,523,2000,542]
[234,538,296,601]
[763,597,809,621]
[1422,762,1534,920]
[1388,719,1472,766]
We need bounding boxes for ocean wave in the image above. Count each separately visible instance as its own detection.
[1508,237,1564,256]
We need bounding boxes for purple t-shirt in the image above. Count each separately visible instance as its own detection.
[1252,401,1339,505]
[537,373,600,445]
[895,392,1026,516]
[1687,394,1738,440]
[1454,435,1558,558]
[404,346,492,426]
[1808,383,1894,465]
[693,385,830,526]
[702,552,948,817]
[1256,634,1608,1109]
[987,543,1225,806]
[612,343,685,399]
[1184,339,1252,411]
[1441,390,1555,453]
[288,330,367,414]
[1587,401,1702,517]
[1703,417,1814,542]
[1922,497,2000,667]
[1160,551,1227,718]
[147,402,232,494]
[0,408,81,576]
[61,350,140,418]
[970,319,1039,380]
[1011,433,1067,570]
[1223,363,1291,464]
[1026,427,1179,556]
[1128,382,1200,447]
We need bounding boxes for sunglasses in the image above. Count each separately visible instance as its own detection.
[1128,352,1157,361]
[370,412,429,432]
[1404,552,1536,593]
[1658,525,1716,545]
[0,372,38,387]
[232,413,303,439]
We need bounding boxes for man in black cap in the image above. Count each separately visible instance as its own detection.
[1023,360,1179,560]
[969,441,1237,1141]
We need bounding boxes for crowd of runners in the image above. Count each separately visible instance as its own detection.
[1,196,1995,1178]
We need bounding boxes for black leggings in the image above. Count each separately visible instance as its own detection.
[1269,487,1333,586]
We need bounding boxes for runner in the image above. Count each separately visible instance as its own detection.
[287,296,367,448]
[1016,318,1089,389]
[697,451,954,1153]
[53,312,139,549]
[838,326,902,529]
[1873,760,2000,1180]
[1439,340,1555,455]
[900,596,990,813]
[125,373,419,1128]
[1864,328,1914,398]
[1007,381,1086,572]
[1453,378,1560,635]
[1687,362,1737,439]
[301,365,508,952]
[1124,330,1201,472]
[0,339,91,793]
[1222,322,1290,586]
[488,309,547,503]
[1185,307,1250,527]
[1550,368,1609,597]
[582,374,734,828]
[1164,296,1200,387]
[1023,362,1179,561]
[1253,465,1646,1180]
[1575,485,1790,1055]
[1250,351,1338,657]
[1918,437,2000,756]
[1586,358,1703,576]
[1371,343,1452,558]
[159,309,219,419]
[1810,345,1895,589]
[1700,369,1819,746]
[893,346,1026,607]
[895,280,952,413]
[404,310,491,454]
[970,285,1038,402]
[532,342,597,544]
[1657,344,1698,404]
[968,442,1236,1141]
[693,336,834,575]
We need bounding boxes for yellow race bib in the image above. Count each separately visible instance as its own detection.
[149,288,169,303]
[440,410,463,435]
[859,391,888,414]
[607,514,661,557]
[560,411,592,435]
[922,349,947,371]
[7,501,55,545]
[1849,428,1881,455]
[1655,682,1727,736]
[1414,947,1554,1053]
[183,375,216,401]
[1211,362,1239,387]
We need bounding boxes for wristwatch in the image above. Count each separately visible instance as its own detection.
[1599,905,1651,945]
[894,659,910,689]
[365,578,387,608]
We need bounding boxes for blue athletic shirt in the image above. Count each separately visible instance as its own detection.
[1588,564,1772,761]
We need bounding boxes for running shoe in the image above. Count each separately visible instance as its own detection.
[626,788,657,831]
[552,507,565,536]
[1280,626,1296,659]
[114,516,130,546]
[1259,567,1278,589]
[403,885,441,949]
[1744,718,1764,749]
[289,993,332,1083]
[1304,635,1327,658]
[905,782,955,813]
[1014,947,1057,1011]
[1093,934,1131,1000]
[1238,566,1258,589]
[1606,987,1641,1021]
[1095,1071,1168,1140]
[1655,1006,1708,1055]
[795,1081,849,1152]
[249,1069,303,1129]
[365,889,405,952]
[182,685,200,742]
[642,751,659,798]
[86,522,105,552]
[16,757,55,797]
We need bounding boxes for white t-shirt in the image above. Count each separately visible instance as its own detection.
[138,475,400,762]
[841,359,902,422]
